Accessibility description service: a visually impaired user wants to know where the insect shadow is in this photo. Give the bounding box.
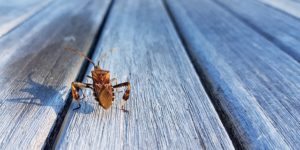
[4,72,94,114]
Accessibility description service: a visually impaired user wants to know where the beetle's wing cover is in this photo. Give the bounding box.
[95,84,113,109]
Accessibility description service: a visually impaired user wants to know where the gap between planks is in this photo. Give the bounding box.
[213,0,300,63]
[162,0,241,148]
[45,0,115,148]
[165,0,300,148]
[0,0,112,149]
[54,0,234,149]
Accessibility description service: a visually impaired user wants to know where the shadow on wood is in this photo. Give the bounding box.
[3,72,94,114]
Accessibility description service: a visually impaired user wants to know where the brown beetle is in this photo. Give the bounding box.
[65,47,130,111]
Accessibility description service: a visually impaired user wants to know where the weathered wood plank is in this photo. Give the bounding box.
[213,0,300,63]
[259,0,300,19]
[56,0,234,149]
[0,0,53,38]
[0,0,111,149]
[165,0,300,149]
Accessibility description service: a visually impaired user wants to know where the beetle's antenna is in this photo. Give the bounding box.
[64,47,96,66]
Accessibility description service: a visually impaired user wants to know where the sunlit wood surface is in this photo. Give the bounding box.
[0,0,111,148]
[0,0,299,149]
[0,0,53,37]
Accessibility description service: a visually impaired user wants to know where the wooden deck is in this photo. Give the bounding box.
[0,0,299,149]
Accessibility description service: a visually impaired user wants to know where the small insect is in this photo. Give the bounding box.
[65,47,131,112]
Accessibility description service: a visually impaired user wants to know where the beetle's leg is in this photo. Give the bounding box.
[113,82,131,111]
[80,83,93,98]
[113,82,130,100]
[86,75,92,79]
[73,91,88,110]
[73,103,81,110]
[121,107,129,113]
[71,82,92,110]
[84,83,93,88]
[111,78,119,92]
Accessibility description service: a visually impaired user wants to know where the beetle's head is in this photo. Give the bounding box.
[94,61,101,69]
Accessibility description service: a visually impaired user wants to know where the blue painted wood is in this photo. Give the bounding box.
[55,0,234,149]
[213,0,300,63]
[0,0,53,37]
[259,0,300,19]
[166,0,300,149]
[0,0,111,148]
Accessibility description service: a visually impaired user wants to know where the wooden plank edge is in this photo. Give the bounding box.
[259,0,300,19]
[212,0,300,63]
[162,0,239,148]
[55,0,235,149]
[48,0,115,148]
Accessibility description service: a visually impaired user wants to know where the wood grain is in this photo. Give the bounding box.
[0,0,53,38]
[165,0,300,149]
[213,0,300,63]
[259,0,300,19]
[0,0,111,149]
[55,0,234,149]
